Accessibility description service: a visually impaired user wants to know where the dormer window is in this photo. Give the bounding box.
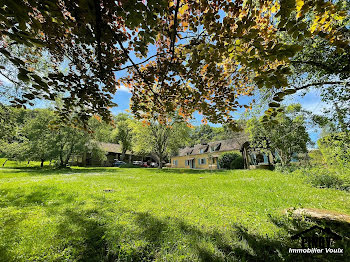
[186,149,193,155]
[210,143,221,152]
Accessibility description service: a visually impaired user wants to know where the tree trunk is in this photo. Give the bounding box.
[40,159,44,168]
[158,156,163,169]
[59,151,64,167]
[2,159,8,167]
[64,144,74,167]
[27,160,30,165]
[121,150,126,161]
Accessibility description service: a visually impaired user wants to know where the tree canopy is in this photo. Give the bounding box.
[247,104,311,166]
[0,0,348,126]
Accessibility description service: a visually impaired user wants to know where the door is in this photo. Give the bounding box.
[189,159,195,169]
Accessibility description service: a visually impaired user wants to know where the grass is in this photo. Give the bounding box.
[0,159,349,261]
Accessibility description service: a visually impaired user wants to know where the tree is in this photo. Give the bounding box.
[88,117,114,143]
[131,120,190,168]
[126,0,349,126]
[318,132,350,170]
[0,107,106,167]
[0,106,29,166]
[111,114,133,161]
[22,109,57,167]
[0,141,27,167]
[247,104,311,166]
[1,1,347,126]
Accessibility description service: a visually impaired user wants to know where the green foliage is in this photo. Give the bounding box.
[292,167,350,192]
[318,132,350,169]
[308,149,325,166]
[247,104,311,166]
[21,109,57,166]
[0,108,106,167]
[111,114,133,161]
[2,1,347,126]
[274,163,300,174]
[218,152,241,169]
[131,121,191,168]
[88,117,113,143]
[230,155,244,169]
[189,123,245,146]
[306,169,349,191]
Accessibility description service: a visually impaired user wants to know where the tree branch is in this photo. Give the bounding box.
[171,0,181,60]
[115,52,166,71]
[114,35,163,105]
[294,81,349,91]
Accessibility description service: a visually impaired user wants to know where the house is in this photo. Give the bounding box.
[71,142,156,167]
[171,135,247,169]
[171,134,274,170]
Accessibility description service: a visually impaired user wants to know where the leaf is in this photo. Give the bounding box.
[268,102,280,108]
[296,0,304,13]
[182,21,189,31]
[179,4,189,15]
[284,89,297,95]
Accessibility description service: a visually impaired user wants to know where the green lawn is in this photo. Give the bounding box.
[0,160,349,261]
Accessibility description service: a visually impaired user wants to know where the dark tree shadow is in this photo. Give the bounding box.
[160,168,227,174]
[1,185,348,261]
[0,166,122,176]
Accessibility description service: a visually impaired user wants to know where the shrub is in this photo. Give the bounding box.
[304,168,349,191]
[230,156,244,169]
[218,152,241,169]
[274,163,299,174]
[318,132,350,169]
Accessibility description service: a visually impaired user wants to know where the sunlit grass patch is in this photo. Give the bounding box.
[0,166,349,261]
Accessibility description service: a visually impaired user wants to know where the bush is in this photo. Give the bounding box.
[291,167,350,191]
[274,163,299,174]
[304,168,349,191]
[218,152,241,169]
[230,156,244,169]
[318,132,350,169]
[119,163,141,168]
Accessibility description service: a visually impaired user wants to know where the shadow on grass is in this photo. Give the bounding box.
[1,186,348,261]
[0,166,122,176]
[0,185,76,208]
[160,168,228,174]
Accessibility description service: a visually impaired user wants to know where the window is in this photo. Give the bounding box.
[186,149,194,155]
[185,160,188,166]
[173,160,178,166]
[200,146,208,154]
[210,143,221,152]
[198,158,206,165]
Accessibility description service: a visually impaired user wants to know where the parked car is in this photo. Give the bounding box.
[150,162,158,168]
[141,162,149,168]
[113,160,126,167]
[132,161,143,166]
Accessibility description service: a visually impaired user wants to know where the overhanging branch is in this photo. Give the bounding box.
[294,81,349,91]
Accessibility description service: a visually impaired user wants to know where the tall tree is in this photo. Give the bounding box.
[22,109,57,167]
[131,120,190,168]
[111,113,133,161]
[247,104,311,166]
